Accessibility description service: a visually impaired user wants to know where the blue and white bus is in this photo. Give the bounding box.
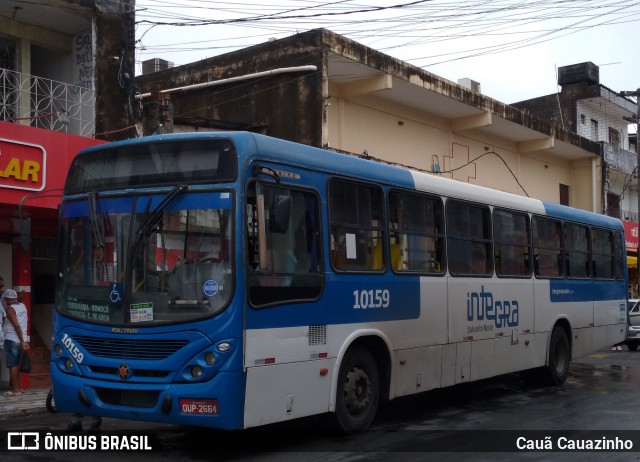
[51,132,627,432]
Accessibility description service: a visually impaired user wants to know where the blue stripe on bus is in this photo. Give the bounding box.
[135,192,232,212]
[63,197,134,217]
[542,201,626,303]
[245,274,421,329]
[542,201,624,230]
[63,192,231,218]
[548,279,627,302]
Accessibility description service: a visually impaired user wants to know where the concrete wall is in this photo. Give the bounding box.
[327,89,590,206]
[577,100,630,150]
[94,4,137,140]
[137,32,326,146]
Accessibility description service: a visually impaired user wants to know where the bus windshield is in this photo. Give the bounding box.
[56,190,234,326]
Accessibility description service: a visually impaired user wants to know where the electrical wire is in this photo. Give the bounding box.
[438,150,530,197]
[132,0,640,71]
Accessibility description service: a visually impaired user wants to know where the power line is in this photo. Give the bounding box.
[134,0,640,70]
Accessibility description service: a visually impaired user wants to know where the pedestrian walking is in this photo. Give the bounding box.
[2,289,29,396]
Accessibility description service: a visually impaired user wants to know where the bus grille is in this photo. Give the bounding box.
[95,387,159,408]
[90,365,170,378]
[74,336,189,360]
[308,324,327,345]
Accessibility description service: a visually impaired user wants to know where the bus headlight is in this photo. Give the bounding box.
[64,359,74,370]
[217,342,231,352]
[54,344,63,356]
[191,366,203,378]
[205,352,216,366]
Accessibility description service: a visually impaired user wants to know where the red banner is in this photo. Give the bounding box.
[624,220,638,252]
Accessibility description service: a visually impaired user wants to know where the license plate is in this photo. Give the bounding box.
[179,398,219,415]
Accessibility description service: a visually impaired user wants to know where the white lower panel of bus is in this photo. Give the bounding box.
[572,324,624,359]
[244,358,335,429]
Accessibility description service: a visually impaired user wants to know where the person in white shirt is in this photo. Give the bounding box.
[0,277,6,371]
[2,289,29,396]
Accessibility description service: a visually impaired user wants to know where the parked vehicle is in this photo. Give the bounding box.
[50,132,628,432]
[626,299,640,351]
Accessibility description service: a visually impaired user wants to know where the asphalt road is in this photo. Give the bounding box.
[2,347,640,461]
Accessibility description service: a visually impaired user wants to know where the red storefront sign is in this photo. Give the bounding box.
[0,138,46,191]
[0,121,105,209]
[624,220,638,252]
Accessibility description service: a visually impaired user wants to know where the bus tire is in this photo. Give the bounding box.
[334,346,380,433]
[46,388,56,414]
[545,325,571,386]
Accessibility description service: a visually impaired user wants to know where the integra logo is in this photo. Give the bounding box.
[467,286,519,328]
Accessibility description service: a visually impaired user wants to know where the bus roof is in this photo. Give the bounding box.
[74,131,622,231]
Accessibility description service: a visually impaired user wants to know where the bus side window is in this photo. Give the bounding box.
[532,216,563,278]
[247,180,323,307]
[592,228,614,280]
[565,222,590,279]
[493,208,531,277]
[388,190,444,274]
[447,200,492,276]
[329,179,384,272]
[614,231,624,280]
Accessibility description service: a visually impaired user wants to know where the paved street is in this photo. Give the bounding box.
[2,347,640,461]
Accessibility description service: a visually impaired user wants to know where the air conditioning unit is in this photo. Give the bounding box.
[458,78,481,94]
[142,58,174,75]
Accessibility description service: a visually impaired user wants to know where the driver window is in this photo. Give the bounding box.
[247,181,323,307]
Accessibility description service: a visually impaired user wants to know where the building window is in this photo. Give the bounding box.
[560,184,569,206]
[580,114,586,124]
[607,192,621,218]
[608,127,621,147]
[0,36,17,122]
[0,36,16,70]
[590,119,599,141]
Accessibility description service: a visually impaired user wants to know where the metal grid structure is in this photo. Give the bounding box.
[0,68,95,137]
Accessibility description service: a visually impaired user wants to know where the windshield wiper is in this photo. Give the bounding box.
[88,192,104,247]
[135,184,188,239]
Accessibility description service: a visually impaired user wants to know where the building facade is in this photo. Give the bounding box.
[138,29,603,210]
[512,62,638,294]
[0,0,135,388]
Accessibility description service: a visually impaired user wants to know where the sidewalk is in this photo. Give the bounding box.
[0,387,50,419]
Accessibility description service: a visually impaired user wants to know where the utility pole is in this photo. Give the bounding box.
[621,88,640,295]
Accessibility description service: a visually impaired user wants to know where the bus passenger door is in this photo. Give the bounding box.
[244,170,328,427]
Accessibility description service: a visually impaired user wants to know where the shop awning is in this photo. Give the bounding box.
[628,256,637,268]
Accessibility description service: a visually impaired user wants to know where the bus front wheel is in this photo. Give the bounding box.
[334,346,380,433]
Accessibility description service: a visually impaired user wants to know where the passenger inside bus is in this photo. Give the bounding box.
[91,245,112,286]
[471,243,488,274]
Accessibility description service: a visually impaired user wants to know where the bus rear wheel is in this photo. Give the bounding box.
[334,346,380,433]
[522,325,571,387]
[546,325,571,386]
